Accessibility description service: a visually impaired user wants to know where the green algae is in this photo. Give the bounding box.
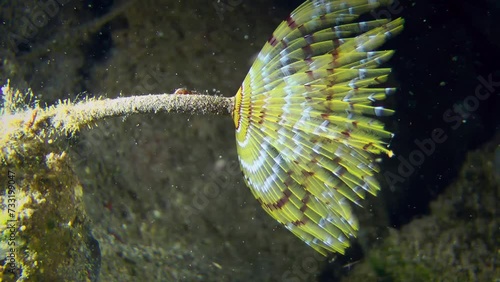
[0,84,100,281]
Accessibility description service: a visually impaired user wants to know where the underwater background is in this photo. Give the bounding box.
[0,0,498,281]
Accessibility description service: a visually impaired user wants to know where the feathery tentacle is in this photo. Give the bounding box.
[233,0,403,255]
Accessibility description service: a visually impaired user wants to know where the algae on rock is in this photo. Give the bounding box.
[0,84,100,281]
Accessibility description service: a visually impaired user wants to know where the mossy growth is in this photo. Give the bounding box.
[0,83,101,281]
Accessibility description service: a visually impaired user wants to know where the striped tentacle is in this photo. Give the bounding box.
[233,0,403,255]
